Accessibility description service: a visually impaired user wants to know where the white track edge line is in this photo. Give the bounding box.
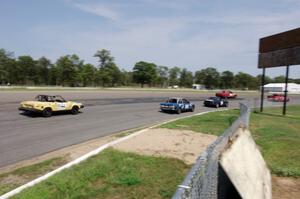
[0,108,225,199]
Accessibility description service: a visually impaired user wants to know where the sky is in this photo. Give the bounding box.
[1,0,300,78]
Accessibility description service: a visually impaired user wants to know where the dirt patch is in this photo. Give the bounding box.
[0,174,27,185]
[113,128,217,164]
[272,176,300,199]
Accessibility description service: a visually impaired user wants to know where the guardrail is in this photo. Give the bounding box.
[172,103,250,199]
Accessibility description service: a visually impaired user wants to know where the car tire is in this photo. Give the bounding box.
[71,106,79,115]
[177,108,181,114]
[42,108,52,117]
[215,103,219,108]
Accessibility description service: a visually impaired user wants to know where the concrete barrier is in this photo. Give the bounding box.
[220,128,271,199]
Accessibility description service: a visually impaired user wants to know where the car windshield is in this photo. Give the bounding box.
[53,95,66,102]
[167,98,178,103]
[209,97,218,100]
[35,95,49,102]
[35,95,66,102]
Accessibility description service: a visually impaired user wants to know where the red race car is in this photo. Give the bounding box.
[215,90,237,99]
[267,94,290,102]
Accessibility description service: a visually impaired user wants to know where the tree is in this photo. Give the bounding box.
[132,61,157,88]
[235,72,258,90]
[105,62,122,86]
[79,64,96,86]
[0,49,13,84]
[55,55,82,86]
[168,67,181,86]
[17,55,37,85]
[120,70,133,86]
[194,70,206,85]
[274,75,285,83]
[94,49,114,69]
[156,66,169,87]
[220,71,234,88]
[36,57,51,85]
[196,67,220,89]
[179,68,193,88]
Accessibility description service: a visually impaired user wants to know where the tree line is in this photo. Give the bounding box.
[0,48,299,89]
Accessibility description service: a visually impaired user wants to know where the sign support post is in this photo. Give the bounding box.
[283,65,289,115]
[260,68,265,112]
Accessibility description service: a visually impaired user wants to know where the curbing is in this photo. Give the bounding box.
[0,108,227,199]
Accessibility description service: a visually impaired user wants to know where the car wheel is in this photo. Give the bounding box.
[43,108,52,117]
[71,106,79,115]
[224,102,228,107]
[215,103,219,108]
[177,108,182,114]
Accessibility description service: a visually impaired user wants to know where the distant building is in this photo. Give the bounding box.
[262,83,300,93]
[192,84,205,90]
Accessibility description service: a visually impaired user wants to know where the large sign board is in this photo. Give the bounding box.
[258,28,300,68]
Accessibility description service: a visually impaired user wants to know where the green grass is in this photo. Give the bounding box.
[0,157,67,195]
[161,105,300,177]
[250,106,300,177]
[161,109,240,136]
[11,148,189,199]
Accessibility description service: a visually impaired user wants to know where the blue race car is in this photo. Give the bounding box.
[160,98,195,114]
[203,97,228,108]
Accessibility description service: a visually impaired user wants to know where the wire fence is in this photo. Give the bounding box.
[172,103,250,199]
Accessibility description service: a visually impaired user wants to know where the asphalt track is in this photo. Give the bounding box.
[0,90,299,168]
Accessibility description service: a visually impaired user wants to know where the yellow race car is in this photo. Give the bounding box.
[19,95,84,117]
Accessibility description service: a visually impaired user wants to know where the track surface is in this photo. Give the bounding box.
[0,90,299,167]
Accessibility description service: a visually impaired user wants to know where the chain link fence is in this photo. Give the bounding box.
[172,103,250,199]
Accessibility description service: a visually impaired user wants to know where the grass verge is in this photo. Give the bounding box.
[160,109,240,136]
[161,105,300,177]
[10,148,189,199]
[0,157,67,195]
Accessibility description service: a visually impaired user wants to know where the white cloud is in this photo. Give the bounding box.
[24,1,300,77]
[73,2,119,21]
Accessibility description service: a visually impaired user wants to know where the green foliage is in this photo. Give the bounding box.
[194,67,220,89]
[168,67,181,86]
[156,66,169,87]
[132,61,157,87]
[12,149,189,199]
[179,68,193,88]
[235,72,258,90]
[220,71,234,88]
[1,48,299,89]
[94,49,114,69]
[55,55,81,86]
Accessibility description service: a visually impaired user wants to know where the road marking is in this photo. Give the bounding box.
[0,108,226,199]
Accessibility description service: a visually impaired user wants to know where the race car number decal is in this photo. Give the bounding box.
[56,103,67,110]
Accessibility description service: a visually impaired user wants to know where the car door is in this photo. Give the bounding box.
[55,102,67,111]
[178,99,183,109]
[182,99,190,110]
